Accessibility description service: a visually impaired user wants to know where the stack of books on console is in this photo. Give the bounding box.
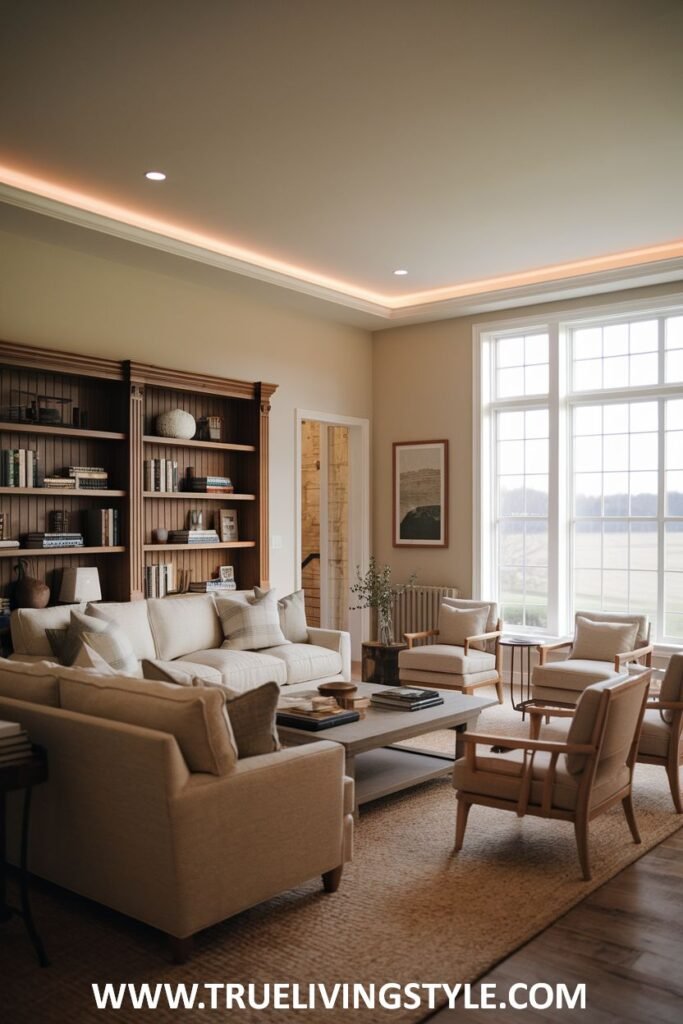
[370,688,444,711]
[0,721,33,766]
[189,579,237,593]
[25,532,84,549]
[169,529,220,545]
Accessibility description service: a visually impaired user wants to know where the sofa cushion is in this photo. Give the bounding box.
[532,659,618,692]
[47,609,139,676]
[147,595,223,661]
[195,679,280,758]
[255,587,308,644]
[437,604,489,649]
[570,616,639,663]
[59,672,237,776]
[0,657,60,707]
[142,658,223,687]
[10,604,78,657]
[217,588,289,651]
[263,643,343,685]
[183,648,287,693]
[638,708,672,759]
[85,600,156,660]
[399,644,495,676]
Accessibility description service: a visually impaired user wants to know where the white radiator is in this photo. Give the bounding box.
[392,585,460,640]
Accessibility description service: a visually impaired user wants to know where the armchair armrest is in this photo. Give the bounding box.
[464,629,502,655]
[404,629,439,649]
[615,644,654,670]
[537,638,573,665]
[307,627,351,681]
[461,732,594,756]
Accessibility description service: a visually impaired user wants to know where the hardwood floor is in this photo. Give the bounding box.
[426,828,683,1024]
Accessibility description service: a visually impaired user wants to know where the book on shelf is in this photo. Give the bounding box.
[85,508,121,546]
[189,580,237,593]
[0,448,39,487]
[0,540,20,548]
[168,529,220,544]
[144,458,179,493]
[25,532,84,548]
[187,476,234,493]
[66,466,109,489]
[144,562,176,598]
[42,475,77,489]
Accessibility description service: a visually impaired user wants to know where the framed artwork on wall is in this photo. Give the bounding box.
[393,439,448,547]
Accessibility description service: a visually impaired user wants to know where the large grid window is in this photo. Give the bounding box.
[478,300,683,647]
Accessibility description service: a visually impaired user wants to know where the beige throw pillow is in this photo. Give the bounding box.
[194,678,280,758]
[59,673,238,776]
[570,617,638,663]
[47,608,138,675]
[256,586,309,643]
[217,588,289,651]
[72,642,119,675]
[437,604,489,649]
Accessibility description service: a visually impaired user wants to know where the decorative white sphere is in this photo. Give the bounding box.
[155,409,196,440]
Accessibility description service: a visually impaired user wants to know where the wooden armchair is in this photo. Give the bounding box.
[532,611,653,706]
[453,673,650,880]
[399,599,503,703]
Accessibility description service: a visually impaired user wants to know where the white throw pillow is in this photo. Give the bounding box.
[80,630,141,677]
[217,588,290,651]
[437,604,489,649]
[72,642,119,675]
[255,586,308,643]
[570,616,639,662]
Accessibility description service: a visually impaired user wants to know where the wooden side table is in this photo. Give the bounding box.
[361,642,407,686]
[0,748,49,966]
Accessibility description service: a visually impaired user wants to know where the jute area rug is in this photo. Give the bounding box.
[2,695,681,1024]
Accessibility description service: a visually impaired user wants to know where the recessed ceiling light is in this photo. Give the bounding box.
[145,171,166,181]
[393,268,408,276]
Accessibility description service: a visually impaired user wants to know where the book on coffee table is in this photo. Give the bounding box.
[276,709,361,731]
[370,688,444,711]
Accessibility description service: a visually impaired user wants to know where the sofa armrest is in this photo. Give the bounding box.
[307,627,351,681]
[169,741,351,935]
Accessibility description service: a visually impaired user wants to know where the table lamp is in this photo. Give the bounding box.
[59,566,102,604]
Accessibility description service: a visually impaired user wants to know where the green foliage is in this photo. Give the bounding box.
[349,557,416,616]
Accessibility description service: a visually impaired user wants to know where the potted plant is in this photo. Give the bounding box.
[349,557,416,645]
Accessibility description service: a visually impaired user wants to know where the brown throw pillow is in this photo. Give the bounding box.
[194,678,280,758]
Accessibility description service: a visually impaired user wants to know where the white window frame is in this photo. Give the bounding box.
[473,291,683,652]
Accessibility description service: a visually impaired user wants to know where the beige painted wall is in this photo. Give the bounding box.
[0,228,373,596]
[372,282,683,597]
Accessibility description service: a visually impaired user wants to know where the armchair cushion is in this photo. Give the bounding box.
[442,597,498,634]
[565,676,629,774]
[263,643,343,685]
[570,616,639,663]
[533,659,618,693]
[573,610,649,649]
[399,643,496,676]
[659,653,683,724]
[639,709,672,758]
[437,604,489,649]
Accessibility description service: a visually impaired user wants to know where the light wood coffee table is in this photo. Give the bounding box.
[277,682,495,814]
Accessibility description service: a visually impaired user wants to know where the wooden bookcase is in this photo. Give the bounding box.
[0,341,276,604]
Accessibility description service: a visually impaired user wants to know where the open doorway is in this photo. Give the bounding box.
[296,410,370,661]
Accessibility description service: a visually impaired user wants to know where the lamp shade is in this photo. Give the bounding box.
[59,566,102,603]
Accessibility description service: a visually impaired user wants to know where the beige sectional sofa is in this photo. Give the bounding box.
[0,654,354,959]
[9,592,351,691]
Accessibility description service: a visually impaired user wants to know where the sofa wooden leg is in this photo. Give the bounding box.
[322,866,343,893]
[168,935,193,964]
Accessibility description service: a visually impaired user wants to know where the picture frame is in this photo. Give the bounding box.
[217,508,238,542]
[218,565,234,582]
[393,440,448,547]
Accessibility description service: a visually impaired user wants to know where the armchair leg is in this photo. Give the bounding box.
[454,797,471,852]
[666,763,682,814]
[621,793,641,844]
[495,677,504,704]
[322,866,343,893]
[574,815,592,881]
[168,935,193,964]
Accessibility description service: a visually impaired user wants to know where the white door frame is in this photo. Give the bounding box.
[295,409,370,661]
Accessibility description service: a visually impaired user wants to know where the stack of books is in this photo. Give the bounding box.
[370,688,444,712]
[144,459,179,492]
[86,508,121,546]
[276,703,360,732]
[26,532,84,549]
[0,721,33,766]
[43,475,76,489]
[144,562,176,598]
[169,529,220,545]
[0,448,39,487]
[187,475,234,494]
[68,465,109,489]
[189,579,237,593]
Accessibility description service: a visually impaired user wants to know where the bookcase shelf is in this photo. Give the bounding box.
[143,435,255,453]
[143,491,255,501]
[0,342,277,605]
[0,546,126,559]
